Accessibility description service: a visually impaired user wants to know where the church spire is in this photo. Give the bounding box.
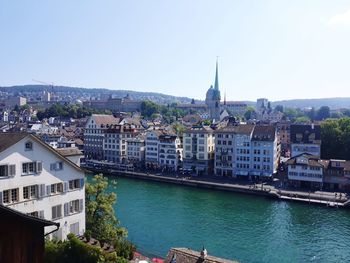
[224,89,226,105]
[214,58,219,90]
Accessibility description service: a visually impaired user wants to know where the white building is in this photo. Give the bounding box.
[159,133,183,172]
[126,134,145,167]
[215,121,279,179]
[103,124,139,164]
[183,125,215,175]
[290,124,321,158]
[145,130,162,168]
[286,153,325,189]
[0,133,85,240]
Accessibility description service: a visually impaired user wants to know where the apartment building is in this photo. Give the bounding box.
[126,134,145,167]
[215,122,279,179]
[103,124,139,163]
[290,124,321,158]
[84,114,119,160]
[182,125,215,175]
[145,130,162,168]
[0,133,85,240]
[158,133,183,172]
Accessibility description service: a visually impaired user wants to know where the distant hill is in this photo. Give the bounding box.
[271,98,350,109]
[1,85,350,109]
[0,85,192,104]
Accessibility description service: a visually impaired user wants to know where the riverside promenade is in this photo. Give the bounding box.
[85,166,350,209]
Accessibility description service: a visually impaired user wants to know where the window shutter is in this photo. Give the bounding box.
[0,192,3,204]
[46,185,51,196]
[9,165,16,176]
[37,162,43,173]
[63,182,69,193]
[79,199,84,212]
[80,178,85,188]
[39,210,44,219]
[64,203,69,216]
[39,184,45,198]
[50,163,55,171]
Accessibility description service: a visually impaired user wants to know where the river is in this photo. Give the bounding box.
[100,175,350,263]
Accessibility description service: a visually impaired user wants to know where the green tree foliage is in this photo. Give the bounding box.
[44,234,124,263]
[321,118,350,159]
[274,105,284,113]
[141,100,160,118]
[316,106,330,120]
[244,106,256,120]
[141,100,185,123]
[172,122,186,136]
[294,116,311,123]
[86,174,127,245]
[36,103,109,120]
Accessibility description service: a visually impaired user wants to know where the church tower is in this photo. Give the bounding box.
[205,60,221,121]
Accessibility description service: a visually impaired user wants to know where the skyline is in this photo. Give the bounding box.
[1,1,350,101]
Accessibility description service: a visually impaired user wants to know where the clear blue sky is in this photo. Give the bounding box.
[1,1,350,101]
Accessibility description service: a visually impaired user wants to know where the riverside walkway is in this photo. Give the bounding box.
[85,166,350,209]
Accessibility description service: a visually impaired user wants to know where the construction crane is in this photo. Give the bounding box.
[32,79,55,93]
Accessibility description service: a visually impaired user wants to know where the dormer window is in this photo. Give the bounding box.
[25,141,33,151]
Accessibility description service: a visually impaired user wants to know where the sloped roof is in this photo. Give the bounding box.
[0,204,59,228]
[164,248,237,263]
[252,125,276,141]
[0,133,84,172]
[91,114,120,125]
[55,147,83,157]
[0,133,28,153]
[285,153,329,168]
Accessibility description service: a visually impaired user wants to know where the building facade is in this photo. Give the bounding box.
[215,122,279,179]
[158,133,183,172]
[183,125,215,175]
[0,133,85,240]
[290,124,321,157]
[103,124,139,163]
[84,114,119,160]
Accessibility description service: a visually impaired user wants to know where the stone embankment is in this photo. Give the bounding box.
[85,167,349,209]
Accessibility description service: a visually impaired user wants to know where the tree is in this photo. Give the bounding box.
[141,100,159,118]
[85,174,127,245]
[321,118,350,159]
[244,106,256,120]
[295,116,310,123]
[274,105,284,113]
[316,106,330,120]
[44,233,128,263]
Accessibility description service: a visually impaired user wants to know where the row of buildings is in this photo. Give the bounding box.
[84,115,280,179]
[83,114,350,190]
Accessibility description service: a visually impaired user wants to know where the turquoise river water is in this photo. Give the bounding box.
[100,175,350,263]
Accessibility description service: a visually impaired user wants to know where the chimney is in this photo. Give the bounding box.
[200,246,208,259]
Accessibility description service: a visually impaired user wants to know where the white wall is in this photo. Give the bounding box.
[0,136,85,240]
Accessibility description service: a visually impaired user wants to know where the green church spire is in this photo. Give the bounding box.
[214,58,219,90]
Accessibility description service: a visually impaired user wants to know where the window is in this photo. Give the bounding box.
[69,179,82,190]
[23,185,38,200]
[70,200,80,214]
[3,188,19,203]
[50,162,63,171]
[22,162,42,175]
[25,141,33,151]
[0,164,15,177]
[50,183,64,194]
[52,205,62,220]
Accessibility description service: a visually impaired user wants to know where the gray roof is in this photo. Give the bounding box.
[0,133,28,153]
[0,204,59,228]
[251,125,276,141]
[164,248,238,263]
